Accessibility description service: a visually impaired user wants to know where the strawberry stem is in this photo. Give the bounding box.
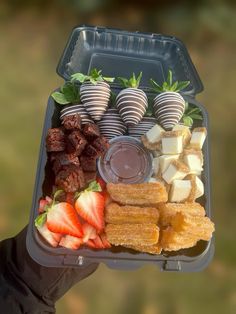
[71,68,114,85]
[117,72,143,89]
[150,70,190,93]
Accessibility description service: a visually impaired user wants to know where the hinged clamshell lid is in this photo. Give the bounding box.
[57,25,203,96]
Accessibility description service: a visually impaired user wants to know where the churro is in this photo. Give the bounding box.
[105,202,159,224]
[107,182,168,206]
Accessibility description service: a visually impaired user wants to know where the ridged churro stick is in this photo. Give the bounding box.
[125,243,162,255]
[105,203,159,224]
[160,227,198,251]
[158,202,205,226]
[107,182,168,206]
[105,223,159,246]
[171,212,215,241]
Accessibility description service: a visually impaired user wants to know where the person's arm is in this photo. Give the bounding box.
[0,226,98,314]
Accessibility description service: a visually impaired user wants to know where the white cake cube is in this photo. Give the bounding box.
[152,157,160,176]
[195,176,204,199]
[159,154,179,174]
[190,127,207,149]
[161,131,184,154]
[173,124,191,146]
[183,149,203,175]
[146,124,164,144]
[169,179,192,202]
[162,160,189,184]
[148,177,159,183]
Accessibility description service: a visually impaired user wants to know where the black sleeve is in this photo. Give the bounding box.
[0,226,98,314]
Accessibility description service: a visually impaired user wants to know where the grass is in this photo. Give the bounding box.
[0,3,235,314]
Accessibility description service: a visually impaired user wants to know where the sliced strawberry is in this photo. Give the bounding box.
[36,223,62,247]
[59,235,83,250]
[75,191,105,232]
[96,176,106,191]
[82,223,97,243]
[86,239,96,248]
[45,196,53,203]
[93,235,105,249]
[100,233,111,248]
[38,199,49,213]
[47,202,83,238]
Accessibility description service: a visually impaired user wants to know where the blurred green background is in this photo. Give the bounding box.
[0,0,235,313]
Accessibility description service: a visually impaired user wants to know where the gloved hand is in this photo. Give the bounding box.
[0,226,99,314]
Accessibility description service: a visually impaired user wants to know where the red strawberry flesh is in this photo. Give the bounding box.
[75,191,105,232]
[47,202,83,238]
[82,223,97,243]
[37,223,62,247]
[59,235,83,250]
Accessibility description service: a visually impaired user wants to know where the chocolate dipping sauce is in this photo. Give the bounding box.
[98,136,153,184]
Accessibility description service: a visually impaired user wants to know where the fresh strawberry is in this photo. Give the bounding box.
[38,197,52,213]
[100,233,111,248]
[86,239,96,249]
[47,202,83,238]
[96,176,106,191]
[75,181,105,232]
[93,235,105,249]
[36,217,62,247]
[59,235,83,250]
[82,223,97,243]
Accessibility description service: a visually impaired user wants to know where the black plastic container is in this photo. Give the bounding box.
[26,26,214,271]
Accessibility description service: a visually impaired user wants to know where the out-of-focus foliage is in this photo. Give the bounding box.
[0,1,235,314]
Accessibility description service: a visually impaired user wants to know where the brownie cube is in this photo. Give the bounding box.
[84,171,97,184]
[51,152,80,174]
[83,144,98,157]
[67,130,87,156]
[62,114,82,130]
[55,165,85,193]
[80,155,97,172]
[82,123,100,139]
[92,136,109,156]
[46,128,65,152]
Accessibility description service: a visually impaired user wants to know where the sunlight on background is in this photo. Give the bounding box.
[0,1,235,313]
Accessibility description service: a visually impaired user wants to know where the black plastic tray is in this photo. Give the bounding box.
[26,26,214,271]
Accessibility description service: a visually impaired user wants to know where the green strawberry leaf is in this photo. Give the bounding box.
[150,79,162,92]
[176,81,190,92]
[90,78,97,85]
[183,116,193,127]
[52,189,64,205]
[170,81,178,92]
[71,73,89,83]
[117,77,129,88]
[103,77,115,83]
[35,212,47,228]
[167,70,173,87]
[61,82,80,103]
[190,113,203,120]
[51,92,70,105]
[86,180,102,192]
[136,72,143,88]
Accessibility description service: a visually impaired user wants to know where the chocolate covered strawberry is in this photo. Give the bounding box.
[97,108,127,139]
[60,104,93,125]
[116,72,148,126]
[71,69,114,121]
[128,116,157,138]
[150,70,190,130]
[51,81,93,124]
[75,181,105,232]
